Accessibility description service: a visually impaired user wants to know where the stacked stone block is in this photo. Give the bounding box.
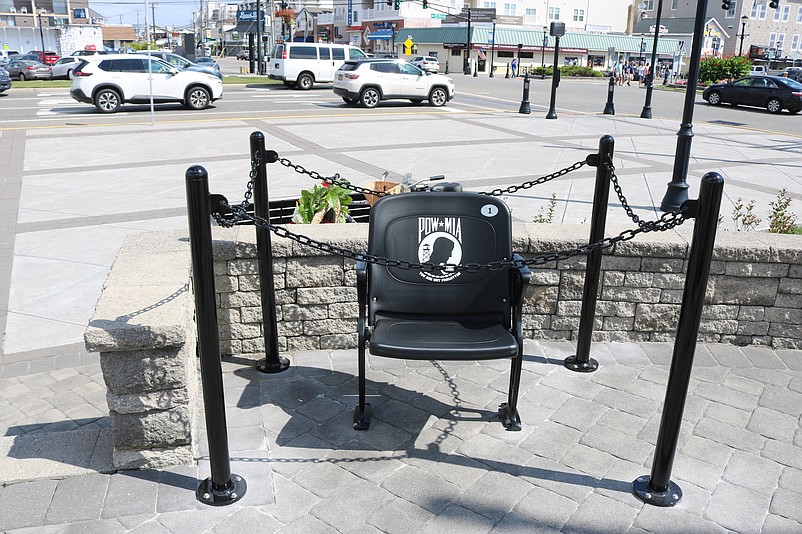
[84,231,199,469]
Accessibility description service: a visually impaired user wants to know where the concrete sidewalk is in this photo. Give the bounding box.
[1,340,801,533]
[1,101,801,532]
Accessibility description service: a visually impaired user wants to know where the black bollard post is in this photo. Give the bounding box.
[505,63,510,79]
[250,132,291,375]
[545,35,561,119]
[633,172,724,507]
[564,135,614,373]
[518,72,531,114]
[186,165,247,506]
[603,75,615,115]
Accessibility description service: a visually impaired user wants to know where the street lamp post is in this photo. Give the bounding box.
[464,7,472,75]
[256,0,264,75]
[641,0,664,119]
[541,26,547,79]
[640,34,645,60]
[37,10,46,57]
[660,0,710,212]
[489,18,496,78]
[738,15,749,56]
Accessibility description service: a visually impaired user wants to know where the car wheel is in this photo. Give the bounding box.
[66,69,72,79]
[766,98,783,114]
[789,108,801,114]
[706,91,721,105]
[409,98,424,104]
[360,87,380,108]
[429,87,448,107]
[94,88,121,113]
[297,73,313,90]
[186,86,211,110]
[18,73,25,81]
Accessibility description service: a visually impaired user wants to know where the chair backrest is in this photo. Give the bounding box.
[367,192,513,325]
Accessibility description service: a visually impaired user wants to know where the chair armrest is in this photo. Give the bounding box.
[511,254,531,310]
[356,261,368,340]
[356,261,367,306]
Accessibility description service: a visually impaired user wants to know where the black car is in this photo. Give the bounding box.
[0,65,11,93]
[703,75,802,114]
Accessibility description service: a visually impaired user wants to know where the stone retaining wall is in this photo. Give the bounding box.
[212,223,802,353]
[84,231,199,470]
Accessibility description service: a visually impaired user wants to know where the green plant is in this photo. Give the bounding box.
[533,193,557,223]
[731,197,761,231]
[768,189,798,234]
[294,184,352,224]
[698,55,752,84]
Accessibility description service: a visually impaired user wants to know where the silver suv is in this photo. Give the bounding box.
[70,54,223,113]
[333,59,455,108]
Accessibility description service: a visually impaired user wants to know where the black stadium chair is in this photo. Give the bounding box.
[354,191,531,431]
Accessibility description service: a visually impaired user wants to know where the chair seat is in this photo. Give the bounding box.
[370,316,518,361]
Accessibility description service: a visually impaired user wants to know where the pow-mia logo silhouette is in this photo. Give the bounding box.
[417,217,463,282]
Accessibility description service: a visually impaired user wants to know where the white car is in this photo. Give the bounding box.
[70,54,223,113]
[333,59,455,108]
[409,55,439,73]
[51,56,82,79]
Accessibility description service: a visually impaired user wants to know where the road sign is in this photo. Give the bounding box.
[430,13,446,19]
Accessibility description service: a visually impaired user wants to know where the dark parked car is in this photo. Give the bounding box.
[5,59,52,80]
[703,75,802,114]
[0,66,11,93]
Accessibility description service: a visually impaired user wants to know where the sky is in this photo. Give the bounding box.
[91,0,200,29]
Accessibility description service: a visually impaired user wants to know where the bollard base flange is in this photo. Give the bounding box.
[197,474,247,506]
[256,355,291,374]
[564,355,599,373]
[518,102,531,114]
[632,476,682,507]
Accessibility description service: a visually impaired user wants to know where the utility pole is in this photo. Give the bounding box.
[464,7,472,75]
[151,3,156,47]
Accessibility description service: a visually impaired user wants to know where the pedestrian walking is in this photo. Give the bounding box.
[511,58,518,78]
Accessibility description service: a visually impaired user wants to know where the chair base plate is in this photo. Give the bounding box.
[498,403,522,431]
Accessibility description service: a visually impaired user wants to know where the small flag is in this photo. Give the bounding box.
[478,47,486,60]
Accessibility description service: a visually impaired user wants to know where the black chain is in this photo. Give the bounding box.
[608,160,653,228]
[278,157,391,197]
[217,201,688,271]
[479,158,590,196]
[275,154,590,198]
[212,150,688,269]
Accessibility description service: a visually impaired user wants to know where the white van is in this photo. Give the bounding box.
[269,43,368,89]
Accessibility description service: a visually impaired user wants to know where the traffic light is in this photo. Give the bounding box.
[386,0,392,5]
[721,0,731,9]
[394,0,400,8]
[422,0,428,7]
[769,0,779,7]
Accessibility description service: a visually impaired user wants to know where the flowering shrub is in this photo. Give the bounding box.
[698,55,752,84]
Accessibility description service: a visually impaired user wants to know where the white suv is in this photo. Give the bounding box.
[409,56,439,73]
[70,54,223,113]
[333,59,455,108]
